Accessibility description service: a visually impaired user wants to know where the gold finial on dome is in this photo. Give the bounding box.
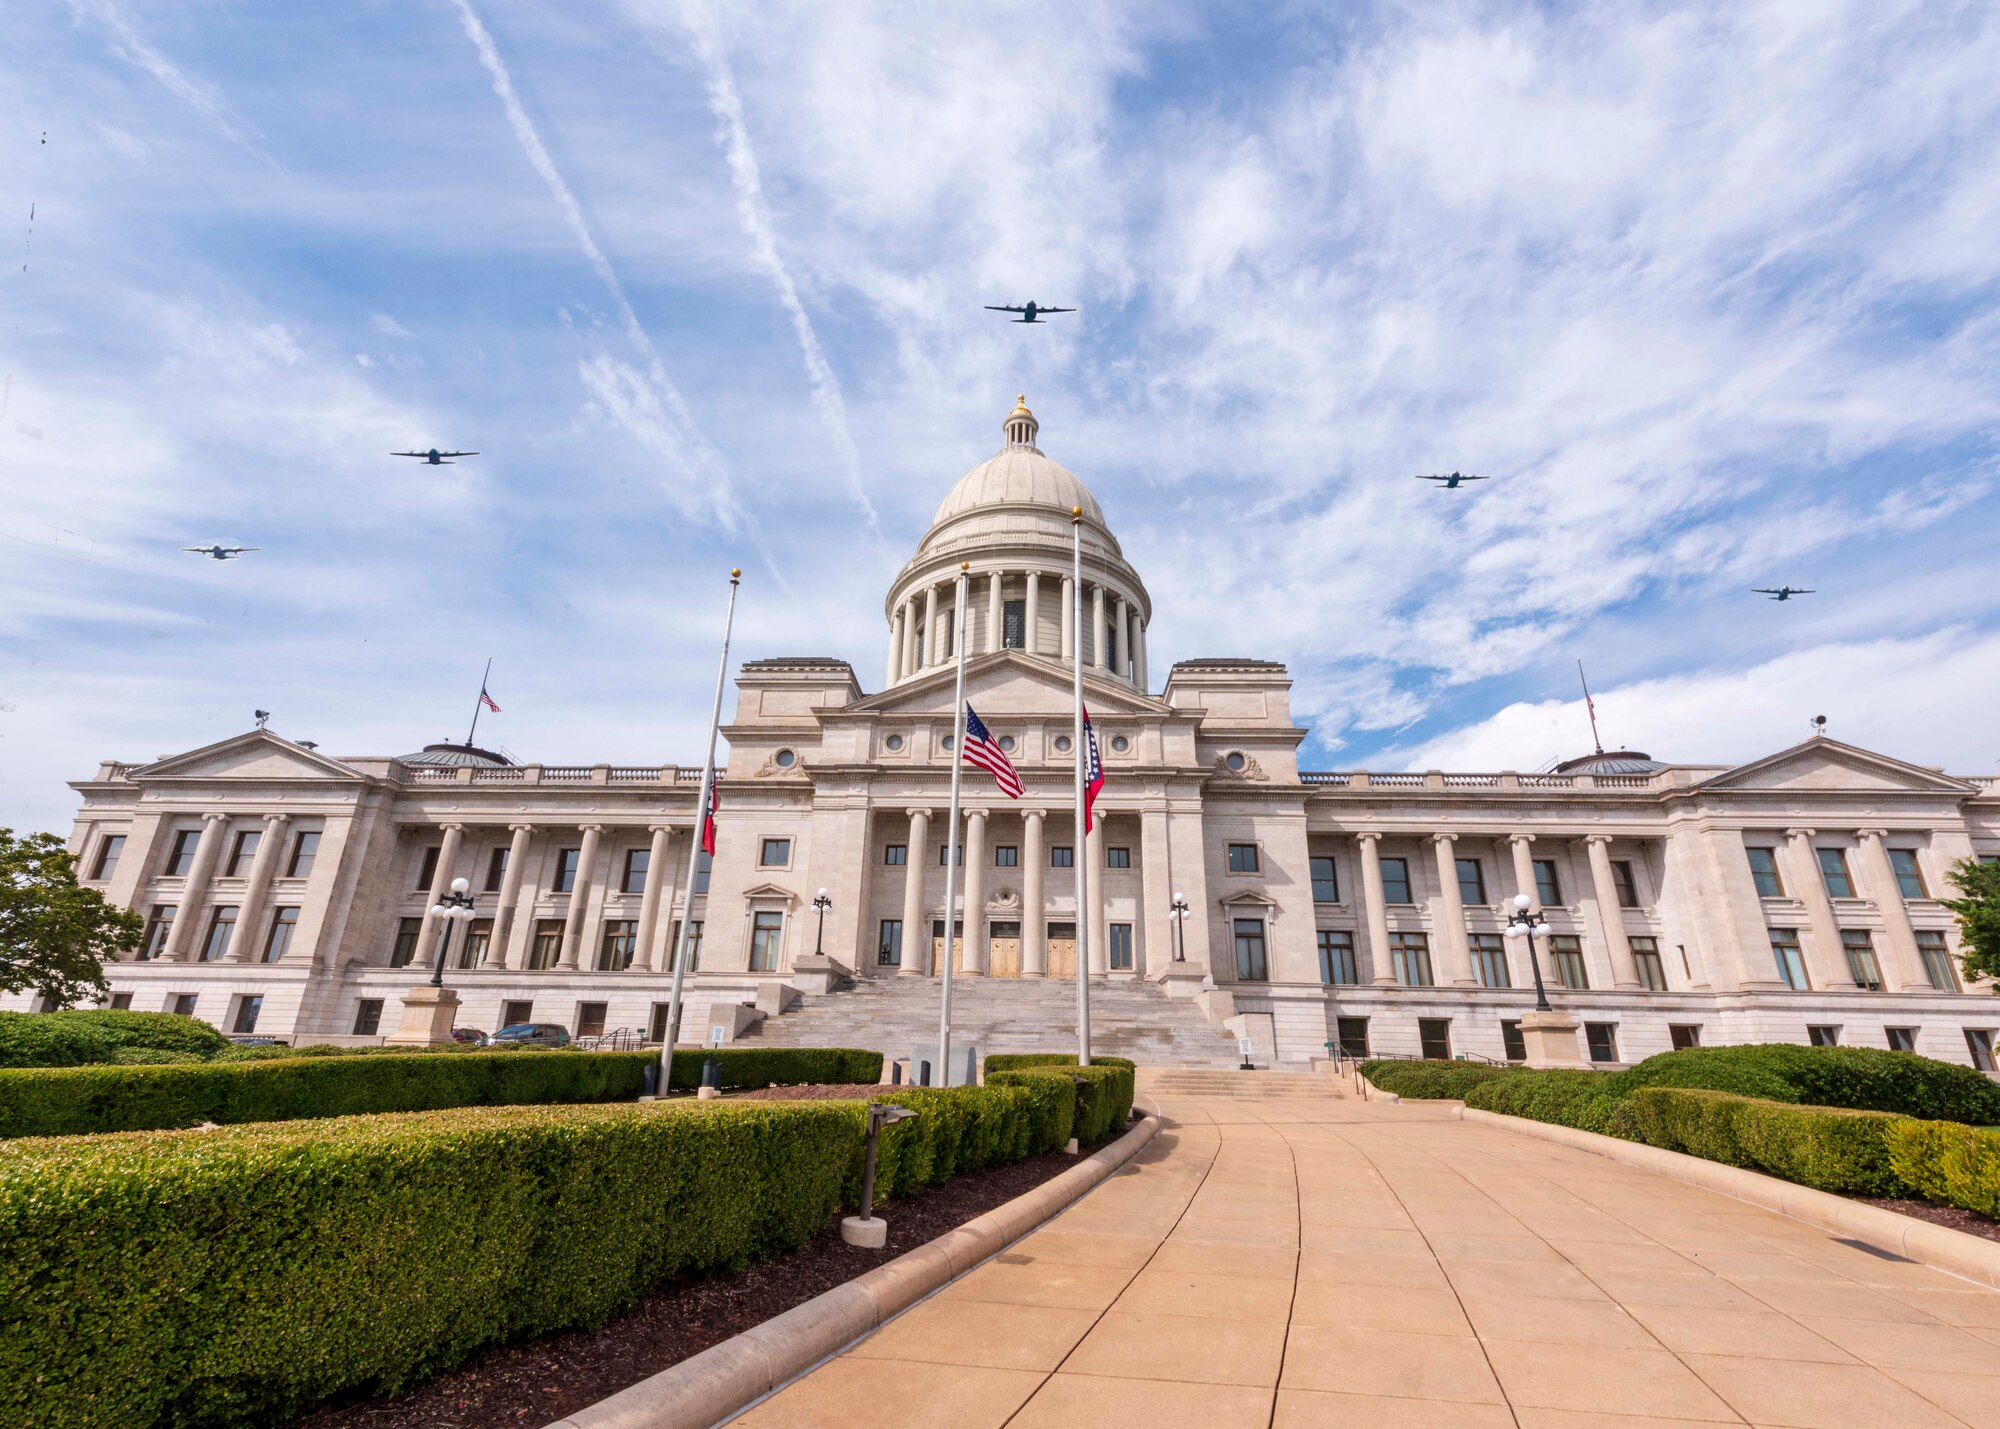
[1003,394,1040,449]
[1011,393,1030,416]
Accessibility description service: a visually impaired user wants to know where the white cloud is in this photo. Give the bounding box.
[62,0,262,152]
[369,313,413,339]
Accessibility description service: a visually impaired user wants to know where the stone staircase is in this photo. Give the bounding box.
[741,973,1244,1069]
[1142,1068,1348,1099]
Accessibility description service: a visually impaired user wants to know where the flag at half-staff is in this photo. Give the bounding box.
[961,704,1024,798]
[1081,703,1105,831]
[700,775,721,855]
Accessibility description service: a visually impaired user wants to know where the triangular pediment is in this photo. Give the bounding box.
[131,729,366,783]
[845,651,1169,720]
[739,882,800,905]
[1696,738,1978,795]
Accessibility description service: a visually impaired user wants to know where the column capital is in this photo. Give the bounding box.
[906,806,935,821]
[1506,832,1536,848]
[1021,807,1047,821]
[1583,832,1614,848]
[437,820,466,833]
[1354,830,1383,846]
[647,823,676,836]
[1853,828,1890,842]
[262,811,292,827]
[508,822,537,833]
[1784,826,1818,840]
[579,823,605,834]
[1430,832,1457,847]
[201,811,231,824]
[965,807,989,824]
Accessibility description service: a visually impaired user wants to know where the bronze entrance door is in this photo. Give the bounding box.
[930,919,962,976]
[988,921,1022,978]
[1046,920,1078,979]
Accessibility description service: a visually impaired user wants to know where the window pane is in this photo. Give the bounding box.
[1380,858,1412,905]
[460,918,493,968]
[1769,930,1809,990]
[1669,1024,1702,1050]
[1227,844,1260,873]
[262,907,299,963]
[622,848,650,894]
[415,845,441,890]
[938,844,964,865]
[1233,919,1268,980]
[225,830,260,877]
[232,995,262,1035]
[553,848,579,892]
[1918,930,1957,991]
[1310,856,1340,903]
[529,919,564,970]
[1966,1029,1997,1073]
[353,999,384,1037]
[201,906,238,962]
[1890,849,1926,899]
[1418,1018,1452,1061]
[761,838,790,866]
[1585,1022,1618,1063]
[883,844,907,865]
[1106,847,1131,869]
[1455,858,1484,906]
[1336,1017,1370,1058]
[1050,846,1073,868]
[1886,1027,1917,1054]
[995,846,1019,866]
[1817,847,1854,898]
[878,919,902,966]
[167,829,201,877]
[484,845,508,892]
[692,850,711,894]
[1469,933,1510,988]
[1632,936,1667,992]
[1747,847,1783,898]
[750,910,784,970]
[1501,1020,1527,1062]
[1808,1025,1841,1047]
[141,905,177,960]
[93,834,125,881]
[1317,929,1357,985]
[1391,931,1432,987]
[1534,859,1562,906]
[1841,930,1883,990]
[1108,923,1134,970]
[599,919,638,970]
[1611,860,1639,908]
[1550,935,1588,990]
[390,916,422,967]
[1003,598,1026,649]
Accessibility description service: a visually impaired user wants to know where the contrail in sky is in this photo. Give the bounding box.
[65,0,264,154]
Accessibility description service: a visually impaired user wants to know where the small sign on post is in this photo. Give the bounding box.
[708,1025,727,1048]
[1238,1035,1256,1071]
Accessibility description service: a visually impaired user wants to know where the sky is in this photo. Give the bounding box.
[3,0,1998,833]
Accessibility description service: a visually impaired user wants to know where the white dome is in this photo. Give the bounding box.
[931,447,1105,529]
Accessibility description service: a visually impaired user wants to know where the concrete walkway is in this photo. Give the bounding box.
[731,1092,2000,1428]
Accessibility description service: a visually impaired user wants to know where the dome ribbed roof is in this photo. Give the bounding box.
[928,397,1105,528]
[397,742,513,769]
[1554,749,1667,775]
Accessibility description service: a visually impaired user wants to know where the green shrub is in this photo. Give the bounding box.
[1887,1121,2000,1219]
[857,1085,1038,1202]
[0,1051,659,1138]
[1361,1060,1514,1100]
[0,1009,230,1068]
[1465,1068,1637,1139]
[103,1047,203,1066]
[663,1046,883,1092]
[982,1069,1077,1152]
[1609,1044,2000,1124]
[984,1053,1136,1074]
[1629,1087,1910,1195]
[988,1059,1134,1145]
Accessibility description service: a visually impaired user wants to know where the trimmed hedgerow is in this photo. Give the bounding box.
[1465,1068,1638,1139]
[1607,1044,2000,1125]
[0,1051,658,1138]
[1360,1060,1514,1100]
[0,1009,230,1068]
[1628,1087,1911,1196]
[857,1085,1039,1204]
[987,1060,1135,1145]
[981,1070,1077,1153]
[984,1053,1137,1073]
[662,1046,883,1092]
[1887,1120,2000,1220]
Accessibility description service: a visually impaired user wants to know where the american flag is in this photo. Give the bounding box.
[1082,704,1105,832]
[961,705,1024,798]
[478,686,501,714]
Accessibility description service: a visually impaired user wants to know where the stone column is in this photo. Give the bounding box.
[1091,585,1108,669]
[1785,827,1852,989]
[556,824,602,971]
[1505,834,1539,985]
[1060,576,1075,660]
[1356,832,1395,985]
[898,808,932,975]
[1113,596,1130,680]
[635,825,674,971]
[163,813,230,961]
[497,824,536,968]
[887,607,905,684]
[1584,834,1643,988]
[923,585,940,667]
[1134,621,1149,692]
[1430,833,1475,985]
[900,597,919,679]
[960,809,987,974]
[222,813,289,963]
[1022,809,1047,975]
[416,823,466,966]
[1856,829,1930,991]
[1025,572,1041,655]
[987,571,1003,654]
[1086,816,1109,973]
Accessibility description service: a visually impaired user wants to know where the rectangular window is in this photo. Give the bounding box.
[501,1000,534,1030]
[1886,1027,1918,1054]
[1108,923,1134,970]
[1808,1025,1841,1047]
[165,829,202,878]
[287,830,321,879]
[1747,847,1785,898]
[484,845,508,892]
[760,838,791,868]
[140,905,177,960]
[883,844,907,866]
[693,850,711,895]
[1418,1018,1452,1062]
[390,916,423,967]
[1818,847,1855,898]
[232,995,262,1035]
[1470,933,1510,989]
[1105,846,1131,869]
[1380,857,1413,905]
[1317,929,1357,985]
[201,906,238,962]
[415,844,441,890]
[1336,1016,1371,1059]
[878,918,902,966]
[261,907,299,963]
[1918,930,1958,992]
[1390,931,1433,987]
[552,848,581,892]
[1003,598,1026,649]
[576,1002,607,1039]
[1632,935,1667,992]
[1550,934,1588,990]
[1611,859,1640,909]
[750,911,784,971]
[930,918,965,938]
[990,920,1022,940]
[1233,918,1268,981]
[621,848,650,895]
[529,919,565,970]
[1966,1029,1997,1073]
[1533,859,1562,907]
[1501,1020,1526,1062]
[1050,846,1074,868]
[91,834,125,881]
[1311,856,1340,903]
[649,1003,672,1043]
[995,845,1019,867]
[171,993,199,1017]
[937,844,965,866]
[353,999,384,1037]
[1842,929,1884,991]
[599,919,638,971]
[1889,849,1927,900]
[1227,843,1260,874]
[460,918,493,968]
[1455,858,1485,907]
[1770,929,1809,990]
[108,992,133,1011]
[666,920,703,971]
[1046,921,1076,941]
[1669,1024,1702,1050]
[1585,1022,1619,1064]
[225,830,260,877]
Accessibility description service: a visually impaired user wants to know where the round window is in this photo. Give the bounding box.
[1111,735,1130,754]
[1053,735,1073,753]
[941,734,955,750]
[999,735,1016,753]
[774,748,796,768]
[884,734,904,752]
[1225,751,1246,771]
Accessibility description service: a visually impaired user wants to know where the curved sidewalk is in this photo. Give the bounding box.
[729,1091,2000,1428]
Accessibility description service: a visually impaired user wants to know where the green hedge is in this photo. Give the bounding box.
[1609,1045,2000,1124]
[858,1085,1040,1203]
[0,1051,659,1138]
[1887,1121,2000,1219]
[987,1060,1135,1145]
[663,1046,883,1092]
[1465,1068,1638,1139]
[1628,1087,1911,1195]
[1361,1060,1514,1100]
[0,1010,230,1068]
[980,1071,1077,1153]
[984,1053,1136,1073]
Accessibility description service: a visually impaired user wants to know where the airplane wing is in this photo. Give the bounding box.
[391,451,422,458]
[1414,474,1446,482]
[1793,589,1815,594]
[180,547,208,554]
[984,305,1025,313]
[1751,589,1780,595]
[440,451,477,457]
[1039,306,1075,314]
[1461,474,1488,480]
[235,547,261,554]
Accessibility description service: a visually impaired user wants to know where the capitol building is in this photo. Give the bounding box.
[36,399,2000,1069]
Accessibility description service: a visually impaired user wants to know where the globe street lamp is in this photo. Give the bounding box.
[812,887,833,957]
[1169,893,1191,962]
[428,877,476,988]
[1501,892,1555,1013]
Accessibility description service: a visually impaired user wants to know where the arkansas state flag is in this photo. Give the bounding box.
[1081,704,1105,833]
[700,775,721,856]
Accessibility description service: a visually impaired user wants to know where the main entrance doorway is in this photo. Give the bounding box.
[988,921,1022,978]
[929,919,962,976]
[1046,921,1078,979]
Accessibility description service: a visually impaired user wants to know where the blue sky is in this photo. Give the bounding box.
[5,0,1999,832]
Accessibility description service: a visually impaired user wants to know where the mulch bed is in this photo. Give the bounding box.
[291,1146,1080,1429]
[1856,1196,2000,1244]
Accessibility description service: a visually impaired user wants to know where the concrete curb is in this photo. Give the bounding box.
[1455,1105,2000,1290]
[545,1105,1162,1429]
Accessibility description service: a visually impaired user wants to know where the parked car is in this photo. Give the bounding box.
[489,1022,569,1048]
[449,1027,488,1046]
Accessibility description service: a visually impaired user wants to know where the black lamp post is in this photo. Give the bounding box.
[428,877,476,987]
[812,887,832,956]
[1169,892,1190,961]
[1502,892,1555,1013]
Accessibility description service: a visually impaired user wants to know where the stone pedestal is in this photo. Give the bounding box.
[840,1215,887,1248]
[1160,965,1208,1000]
[1518,1009,1584,1069]
[384,984,462,1046]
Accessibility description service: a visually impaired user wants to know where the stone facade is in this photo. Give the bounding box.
[29,401,2000,1068]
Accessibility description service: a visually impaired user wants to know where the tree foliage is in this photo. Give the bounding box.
[1941,856,2000,991]
[0,830,141,1008]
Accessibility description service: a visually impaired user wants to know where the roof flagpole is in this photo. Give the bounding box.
[467,657,493,748]
[1578,659,1603,756]
[935,563,971,1086]
[1072,506,1092,1067]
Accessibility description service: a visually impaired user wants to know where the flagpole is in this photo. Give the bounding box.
[660,568,741,1097]
[466,657,493,747]
[1578,659,1603,755]
[936,563,970,1087]
[1072,507,1092,1067]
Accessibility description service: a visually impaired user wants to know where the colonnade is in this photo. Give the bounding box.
[886,568,1148,690]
